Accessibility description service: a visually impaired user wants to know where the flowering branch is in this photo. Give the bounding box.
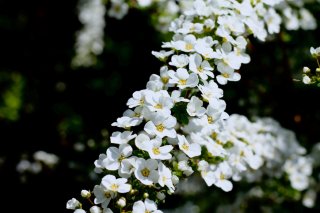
[67,0,319,212]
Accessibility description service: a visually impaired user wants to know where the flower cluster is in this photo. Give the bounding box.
[72,0,106,67]
[16,150,59,182]
[303,46,320,85]
[224,115,312,191]
[67,0,318,212]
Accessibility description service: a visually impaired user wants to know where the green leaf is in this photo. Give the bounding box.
[171,102,189,125]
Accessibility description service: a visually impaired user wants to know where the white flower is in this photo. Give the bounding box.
[158,162,175,192]
[189,53,214,80]
[93,185,115,209]
[137,0,152,7]
[123,107,144,125]
[101,175,131,193]
[198,160,216,186]
[135,133,151,150]
[134,158,159,185]
[289,173,309,191]
[168,68,199,89]
[213,162,233,192]
[177,134,201,158]
[302,75,311,84]
[203,99,228,126]
[103,144,132,171]
[299,8,317,30]
[194,37,219,59]
[310,46,320,57]
[178,160,194,176]
[264,8,281,34]
[171,90,189,103]
[111,116,140,128]
[187,96,206,117]
[169,54,189,68]
[144,137,173,160]
[110,131,137,145]
[132,199,163,213]
[171,34,197,52]
[94,154,107,173]
[302,189,317,208]
[198,80,223,103]
[108,0,128,20]
[193,0,211,17]
[176,21,204,34]
[127,90,147,108]
[145,90,174,116]
[119,156,137,178]
[144,114,177,138]
[151,50,174,61]
[283,7,299,30]
[216,69,241,85]
[66,198,81,210]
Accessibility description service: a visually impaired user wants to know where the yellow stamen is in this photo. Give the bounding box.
[185,43,193,51]
[161,77,169,84]
[141,168,150,177]
[179,79,187,85]
[155,104,163,109]
[156,124,165,132]
[110,184,119,191]
[182,143,189,151]
[152,147,161,155]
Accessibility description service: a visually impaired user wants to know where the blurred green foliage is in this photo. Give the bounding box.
[0,72,24,121]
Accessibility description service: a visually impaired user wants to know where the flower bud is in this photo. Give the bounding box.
[117,197,126,208]
[81,190,91,198]
[74,209,86,213]
[89,206,102,213]
[143,192,149,199]
[172,175,179,185]
[303,76,311,84]
[156,192,166,200]
[303,67,310,73]
[66,198,81,210]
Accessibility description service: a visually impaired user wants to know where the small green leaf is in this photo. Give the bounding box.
[171,102,189,125]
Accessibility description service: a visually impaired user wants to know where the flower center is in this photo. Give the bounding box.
[156,124,165,132]
[185,43,193,51]
[222,73,230,78]
[110,184,119,191]
[104,191,112,198]
[152,147,161,155]
[207,116,213,124]
[141,168,150,177]
[155,103,163,109]
[118,154,125,162]
[179,79,187,85]
[220,173,225,180]
[182,143,189,151]
[161,77,169,84]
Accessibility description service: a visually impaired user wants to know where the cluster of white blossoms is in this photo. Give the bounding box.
[224,115,312,191]
[72,0,106,67]
[16,150,59,182]
[73,0,317,68]
[67,0,319,212]
[302,46,320,85]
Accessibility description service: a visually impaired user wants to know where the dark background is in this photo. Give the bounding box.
[0,1,320,212]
